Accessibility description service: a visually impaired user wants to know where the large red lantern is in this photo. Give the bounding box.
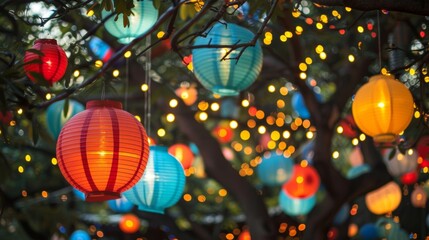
[168,143,194,169]
[56,100,149,201]
[24,39,68,85]
[282,165,320,198]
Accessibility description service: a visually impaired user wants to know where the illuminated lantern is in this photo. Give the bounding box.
[192,22,263,96]
[212,124,234,143]
[72,188,86,201]
[24,39,68,85]
[108,196,134,213]
[123,146,186,214]
[291,92,310,119]
[168,143,194,170]
[338,115,358,138]
[349,147,364,167]
[175,85,198,106]
[352,74,414,143]
[119,214,140,234]
[376,217,400,238]
[346,164,371,179]
[383,148,418,177]
[102,0,158,44]
[256,151,294,186]
[56,100,149,201]
[365,181,402,215]
[0,111,12,125]
[411,186,427,208]
[70,230,91,240]
[238,229,251,240]
[358,223,379,240]
[46,99,84,139]
[88,36,113,62]
[401,171,418,185]
[282,165,320,198]
[278,190,316,216]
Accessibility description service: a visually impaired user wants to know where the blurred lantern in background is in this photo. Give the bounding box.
[220,97,238,118]
[175,84,198,106]
[365,181,402,215]
[401,171,418,185]
[212,123,234,143]
[102,0,158,44]
[300,140,314,163]
[88,36,113,62]
[192,22,263,96]
[348,147,364,167]
[358,223,379,240]
[333,204,350,225]
[123,146,186,214]
[278,190,316,216]
[346,164,371,179]
[108,196,134,213]
[45,99,84,139]
[24,39,68,85]
[168,143,194,169]
[352,74,414,143]
[383,148,418,177]
[417,135,429,160]
[119,214,140,234]
[238,229,251,240]
[72,188,86,201]
[411,185,427,208]
[291,92,310,119]
[256,151,294,186]
[0,111,13,125]
[56,100,149,201]
[70,230,91,240]
[338,115,358,138]
[282,165,320,198]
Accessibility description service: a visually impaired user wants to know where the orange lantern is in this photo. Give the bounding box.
[175,85,198,106]
[282,165,320,198]
[238,229,251,240]
[119,214,140,234]
[352,74,414,143]
[168,143,194,169]
[365,181,402,215]
[56,100,149,201]
[212,124,234,143]
[411,186,427,208]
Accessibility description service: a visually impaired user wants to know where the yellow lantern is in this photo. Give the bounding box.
[365,181,402,215]
[352,74,414,142]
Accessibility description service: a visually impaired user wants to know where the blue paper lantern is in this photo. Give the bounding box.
[102,0,158,44]
[108,196,134,213]
[291,92,310,118]
[123,146,185,214]
[88,36,113,62]
[278,190,316,216]
[346,164,371,179]
[72,188,86,201]
[358,223,379,240]
[192,23,263,96]
[256,151,294,186]
[46,100,84,140]
[376,217,401,238]
[70,230,90,240]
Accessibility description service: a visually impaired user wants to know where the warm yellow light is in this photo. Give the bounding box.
[359,133,366,141]
[210,102,220,111]
[141,83,149,92]
[299,63,308,71]
[285,31,293,38]
[300,72,307,79]
[169,99,178,108]
[166,113,175,122]
[280,87,288,96]
[280,35,287,42]
[306,131,314,139]
[315,45,324,54]
[319,52,327,60]
[73,70,80,77]
[283,130,291,139]
[198,112,208,121]
[241,99,250,107]
[258,126,266,134]
[348,54,355,62]
[51,157,58,165]
[316,23,323,29]
[305,57,313,64]
[87,9,95,16]
[332,151,339,159]
[198,101,209,111]
[357,26,364,33]
[268,85,276,92]
[25,154,31,162]
[112,69,120,77]
[95,60,103,68]
[18,166,24,173]
[157,31,165,39]
[240,130,250,140]
[337,126,344,134]
[352,138,359,146]
[229,120,238,129]
[157,128,166,137]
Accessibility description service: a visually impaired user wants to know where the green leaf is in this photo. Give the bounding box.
[32,116,39,146]
[63,98,70,118]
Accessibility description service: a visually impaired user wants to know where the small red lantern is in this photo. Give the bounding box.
[168,143,194,169]
[212,124,234,143]
[24,39,68,85]
[339,115,358,138]
[0,111,13,125]
[282,165,320,198]
[401,171,418,185]
[56,100,149,202]
[119,214,140,234]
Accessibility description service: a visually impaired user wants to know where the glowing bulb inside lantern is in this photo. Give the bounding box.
[377,102,385,108]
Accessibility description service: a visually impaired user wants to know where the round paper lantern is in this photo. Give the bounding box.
[376,217,400,238]
[212,124,234,143]
[383,148,418,177]
[282,165,320,198]
[119,214,140,234]
[411,186,427,208]
[352,74,414,143]
[46,99,84,139]
[56,100,150,201]
[175,85,198,106]
[24,39,68,85]
[346,164,371,179]
[401,171,418,185]
[291,92,310,119]
[278,190,316,216]
[349,147,364,167]
[123,146,186,214]
[256,151,294,186]
[192,22,263,96]
[108,196,134,213]
[168,143,194,170]
[365,181,402,215]
[358,223,379,240]
[88,36,113,62]
[102,0,158,44]
[70,230,91,240]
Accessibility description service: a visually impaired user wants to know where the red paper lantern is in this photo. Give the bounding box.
[401,171,418,185]
[339,115,358,138]
[56,100,149,202]
[24,39,68,85]
[168,143,194,169]
[212,124,234,143]
[119,214,140,234]
[282,165,320,198]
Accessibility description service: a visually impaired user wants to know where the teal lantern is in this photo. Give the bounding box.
[346,164,371,179]
[70,230,91,240]
[123,146,185,214]
[278,190,316,216]
[192,23,263,96]
[46,100,84,139]
[108,196,134,213]
[256,151,294,186]
[102,0,158,44]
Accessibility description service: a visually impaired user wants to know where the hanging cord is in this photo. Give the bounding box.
[144,35,152,136]
[125,57,129,110]
[101,78,106,101]
[377,10,382,72]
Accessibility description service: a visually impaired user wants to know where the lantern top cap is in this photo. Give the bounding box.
[35,39,58,45]
[86,100,123,109]
[368,74,395,82]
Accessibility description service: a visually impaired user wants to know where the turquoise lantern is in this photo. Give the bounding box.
[108,196,134,213]
[46,100,84,140]
[70,230,91,240]
[192,22,263,96]
[278,190,316,216]
[346,164,371,179]
[102,0,158,44]
[256,151,294,186]
[123,146,185,214]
